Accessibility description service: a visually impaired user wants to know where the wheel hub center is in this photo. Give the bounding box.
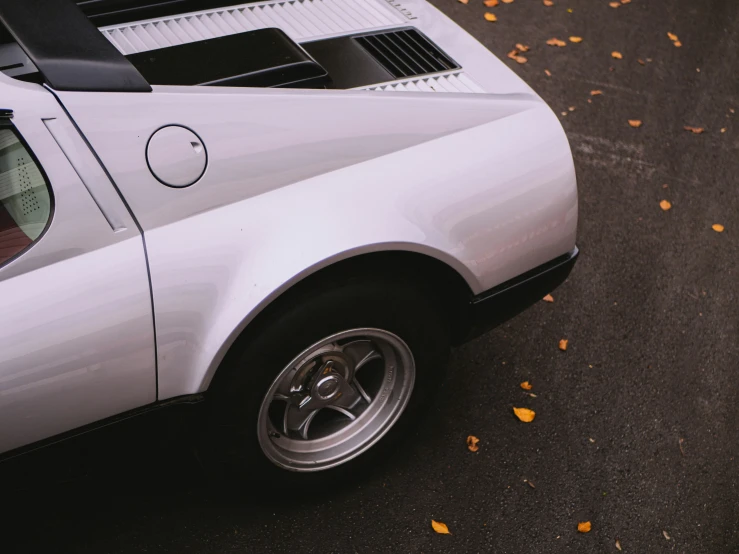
[315,375,341,400]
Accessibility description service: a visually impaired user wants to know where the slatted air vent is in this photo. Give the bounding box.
[354,28,459,78]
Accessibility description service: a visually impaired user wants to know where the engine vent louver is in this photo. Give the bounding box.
[354,29,460,79]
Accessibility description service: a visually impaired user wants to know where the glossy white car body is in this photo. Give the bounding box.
[0,0,577,456]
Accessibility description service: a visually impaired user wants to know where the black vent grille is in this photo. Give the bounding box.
[354,29,460,79]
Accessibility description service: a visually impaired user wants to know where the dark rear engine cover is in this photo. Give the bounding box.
[127,28,331,89]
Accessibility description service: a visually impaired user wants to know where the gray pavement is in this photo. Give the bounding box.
[4,0,738,552]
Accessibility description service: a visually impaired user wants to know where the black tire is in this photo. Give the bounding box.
[202,274,450,489]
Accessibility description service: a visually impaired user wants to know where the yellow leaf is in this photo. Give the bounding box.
[513,407,536,422]
[516,43,530,52]
[543,293,554,302]
[431,520,450,534]
[628,119,642,128]
[546,38,567,47]
[684,126,704,134]
[667,32,678,42]
[578,521,592,533]
[611,51,623,59]
[466,435,480,452]
[659,200,672,211]
[590,90,603,96]
[558,339,568,351]
[543,0,554,5]
[520,381,533,390]
[483,0,498,6]
[569,36,583,43]
[712,224,725,233]
[484,12,497,21]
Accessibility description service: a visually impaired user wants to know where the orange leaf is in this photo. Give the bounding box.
[431,520,451,534]
[712,224,725,233]
[543,0,554,5]
[674,40,682,47]
[513,55,528,64]
[637,58,646,65]
[558,339,568,351]
[543,293,554,302]
[620,0,631,3]
[590,90,603,96]
[684,126,704,134]
[609,1,619,7]
[483,0,498,6]
[667,32,678,42]
[721,128,727,133]
[520,381,533,390]
[569,36,583,43]
[458,0,469,4]
[516,43,530,52]
[578,521,592,533]
[484,12,497,21]
[544,69,552,76]
[513,407,536,422]
[611,51,623,59]
[502,0,514,3]
[466,435,480,452]
[659,200,672,211]
[628,119,642,128]
[547,38,567,47]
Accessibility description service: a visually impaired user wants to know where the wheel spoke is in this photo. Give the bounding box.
[353,378,372,404]
[283,403,320,438]
[325,405,356,420]
[331,378,362,410]
[342,339,382,372]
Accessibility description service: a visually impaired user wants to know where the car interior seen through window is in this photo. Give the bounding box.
[0,128,51,265]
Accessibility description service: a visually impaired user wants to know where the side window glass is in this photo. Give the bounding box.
[0,126,52,266]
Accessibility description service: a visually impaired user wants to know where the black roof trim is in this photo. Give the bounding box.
[78,0,260,27]
[0,108,12,118]
[0,0,151,92]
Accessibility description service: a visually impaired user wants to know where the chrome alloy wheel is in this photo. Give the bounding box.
[257,328,415,472]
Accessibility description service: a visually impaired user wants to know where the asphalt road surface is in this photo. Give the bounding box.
[4,0,738,552]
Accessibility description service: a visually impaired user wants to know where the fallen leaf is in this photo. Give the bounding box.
[458,0,469,4]
[679,437,686,456]
[731,108,736,114]
[674,40,682,47]
[616,539,623,551]
[561,111,567,116]
[712,223,725,233]
[578,521,592,533]
[558,339,568,351]
[638,58,646,65]
[516,43,530,52]
[660,200,672,211]
[432,520,450,534]
[587,99,592,103]
[466,435,480,452]
[524,479,536,488]
[543,0,554,5]
[567,7,572,12]
[611,51,623,59]
[513,407,535,422]
[590,90,603,96]
[620,0,630,3]
[502,0,514,2]
[684,126,704,134]
[589,437,596,443]
[547,38,567,47]
[545,69,552,76]
[484,12,497,21]
[520,381,533,390]
[663,530,671,540]
[483,0,498,6]
[721,128,727,133]
[628,119,642,128]
[543,293,554,302]
[609,1,619,7]
[529,392,537,398]
[667,32,679,42]
[569,36,583,43]
[568,106,576,111]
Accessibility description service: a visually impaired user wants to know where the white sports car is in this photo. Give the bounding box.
[0,0,577,477]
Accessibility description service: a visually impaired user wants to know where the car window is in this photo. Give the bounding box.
[0,127,52,266]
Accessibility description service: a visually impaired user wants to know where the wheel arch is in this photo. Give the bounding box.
[203,246,476,393]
